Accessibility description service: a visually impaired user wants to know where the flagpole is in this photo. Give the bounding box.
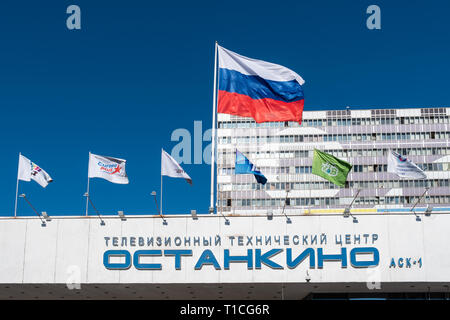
[14,152,21,218]
[160,173,163,215]
[160,148,163,215]
[210,41,218,214]
[308,147,312,209]
[86,152,90,216]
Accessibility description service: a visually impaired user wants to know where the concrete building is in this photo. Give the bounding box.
[0,211,450,300]
[0,106,449,300]
[216,107,450,214]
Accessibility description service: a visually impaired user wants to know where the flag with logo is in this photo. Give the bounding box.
[312,149,352,187]
[18,154,53,188]
[387,150,426,179]
[161,149,192,185]
[88,153,129,184]
[235,149,267,185]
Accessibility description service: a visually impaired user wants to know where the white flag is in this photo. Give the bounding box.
[88,153,129,184]
[387,150,426,179]
[18,154,53,188]
[218,45,305,85]
[161,149,192,185]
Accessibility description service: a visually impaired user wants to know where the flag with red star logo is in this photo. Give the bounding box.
[88,153,129,184]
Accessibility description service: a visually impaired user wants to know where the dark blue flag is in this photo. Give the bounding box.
[235,150,267,185]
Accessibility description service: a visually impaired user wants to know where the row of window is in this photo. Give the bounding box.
[218,147,450,162]
[218,163,449,176]
[305,116,449,127]
[218,178,450,191]
[218,131,450,145]
[218,115,450,129]
[218,195,450,208]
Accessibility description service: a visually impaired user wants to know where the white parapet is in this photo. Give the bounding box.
[0,213,449,285]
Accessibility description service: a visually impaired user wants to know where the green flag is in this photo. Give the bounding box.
[312,149,352,187]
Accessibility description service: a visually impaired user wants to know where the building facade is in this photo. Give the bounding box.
[216,107,450,214]
[1,212,450,300]
[1,107,449,300]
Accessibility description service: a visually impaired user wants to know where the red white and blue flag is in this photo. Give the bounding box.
[218,45,305,123]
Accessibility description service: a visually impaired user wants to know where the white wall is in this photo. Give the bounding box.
[0,213,448,284]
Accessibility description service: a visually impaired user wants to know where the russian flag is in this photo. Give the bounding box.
[218,45,305,124]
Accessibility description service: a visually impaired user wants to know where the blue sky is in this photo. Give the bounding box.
[0,0,449,216]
